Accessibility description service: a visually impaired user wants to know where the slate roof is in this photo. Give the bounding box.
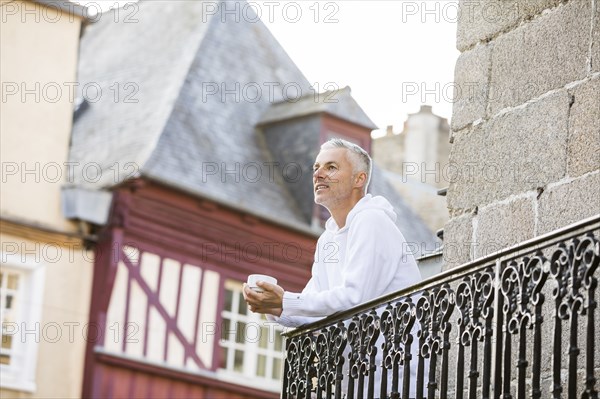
[368,166,440,254]
[69,0,438,251]
[70,0,312,231]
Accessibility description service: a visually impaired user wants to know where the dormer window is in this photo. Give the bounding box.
[258,86,377,229]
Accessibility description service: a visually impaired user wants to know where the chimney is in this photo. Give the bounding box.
[420,105,433,114]
[386,125,394,136]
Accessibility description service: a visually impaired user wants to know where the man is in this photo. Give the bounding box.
[244,138,423,397]
[243,138,422,326]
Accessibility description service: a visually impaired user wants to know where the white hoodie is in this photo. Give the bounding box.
[276,194,422,326]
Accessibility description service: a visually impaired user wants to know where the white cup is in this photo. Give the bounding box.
[247,274,277,292]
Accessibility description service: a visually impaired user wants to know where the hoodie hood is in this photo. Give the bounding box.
[325,194,397,233]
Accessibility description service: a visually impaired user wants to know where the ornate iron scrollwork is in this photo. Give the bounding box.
[314,322,347,399]
[500,252,548,399]
[281,222,599,399]
[416,284,455,399]
[455,268,495,399]
[550,233,599,399]
[347,309,380,398]
[380,298,416,399]
[284,335,316,399]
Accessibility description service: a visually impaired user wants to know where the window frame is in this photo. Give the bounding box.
[217,280,285,392]
[0,252,46,393]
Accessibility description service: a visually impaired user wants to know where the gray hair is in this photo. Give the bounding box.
[320,138,372,192]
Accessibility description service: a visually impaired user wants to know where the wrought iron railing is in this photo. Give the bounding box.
[282,215,599,399]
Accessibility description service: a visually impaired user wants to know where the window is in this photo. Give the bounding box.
[218,280,284,391]
[0,253,46,393]
[1,269,23,366]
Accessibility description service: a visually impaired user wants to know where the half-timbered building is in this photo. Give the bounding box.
[66,1,437,397]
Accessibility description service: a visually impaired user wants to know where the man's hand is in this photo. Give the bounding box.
[243,282,284,317]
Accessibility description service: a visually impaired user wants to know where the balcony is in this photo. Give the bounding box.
[281,215,599,399]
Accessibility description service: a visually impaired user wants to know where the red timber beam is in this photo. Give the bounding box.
[82,189,128,398]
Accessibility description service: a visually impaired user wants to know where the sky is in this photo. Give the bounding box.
[78,1,460,137]
[253,1,460,136]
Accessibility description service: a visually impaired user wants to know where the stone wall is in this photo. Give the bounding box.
[444,0,600,269]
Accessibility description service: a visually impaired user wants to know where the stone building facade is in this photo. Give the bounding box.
[373,105,450,233]
[444,0,599,270]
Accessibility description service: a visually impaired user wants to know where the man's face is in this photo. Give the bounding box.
[312,148,356,209]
